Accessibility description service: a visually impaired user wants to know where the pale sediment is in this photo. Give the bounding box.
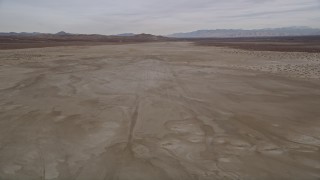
[0,42,320,179]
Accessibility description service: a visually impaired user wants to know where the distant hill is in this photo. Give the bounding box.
[115,33,136,37]
[55,31,70,35]
[0,31,169,44]
[132,33,167,40]
[168,27,320,38]
[0,32,42,36]
[0,32,164,40]
[0,31,69,36]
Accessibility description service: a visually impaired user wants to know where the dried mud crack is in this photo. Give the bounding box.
[0,42,320,180]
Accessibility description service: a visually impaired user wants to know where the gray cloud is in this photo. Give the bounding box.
[224,5,320,19]
[0,0,319,35]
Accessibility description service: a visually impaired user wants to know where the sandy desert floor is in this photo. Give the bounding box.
[0,42,320,180]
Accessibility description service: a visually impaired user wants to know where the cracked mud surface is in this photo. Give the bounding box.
[0,42,320,179]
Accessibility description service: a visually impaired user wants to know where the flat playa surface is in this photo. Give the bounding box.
[0,42,320,179]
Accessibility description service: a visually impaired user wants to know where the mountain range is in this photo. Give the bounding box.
[0,31,137,37]
[167,27,320,38]
[1,27,320,38]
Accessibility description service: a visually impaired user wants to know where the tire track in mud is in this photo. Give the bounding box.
[127,98,140,147]
[0,110,67,179]
[67,75,82,95]
[0,74,45,92]
[93,59,198,179]
[163,69,256,177]
[124,59,166,143]
[164,62,320,178]
[2,43,320,179]
[0,111,40,152]
[134,59,214,177]
[158,61,246,179]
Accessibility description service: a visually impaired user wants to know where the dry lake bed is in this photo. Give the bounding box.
[0,42,320,179]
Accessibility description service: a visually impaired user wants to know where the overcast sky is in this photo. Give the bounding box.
[0,0,319,35]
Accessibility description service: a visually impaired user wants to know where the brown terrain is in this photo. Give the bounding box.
[0,34,169,50]
[192,36,320,53]
[0,37,320,180]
